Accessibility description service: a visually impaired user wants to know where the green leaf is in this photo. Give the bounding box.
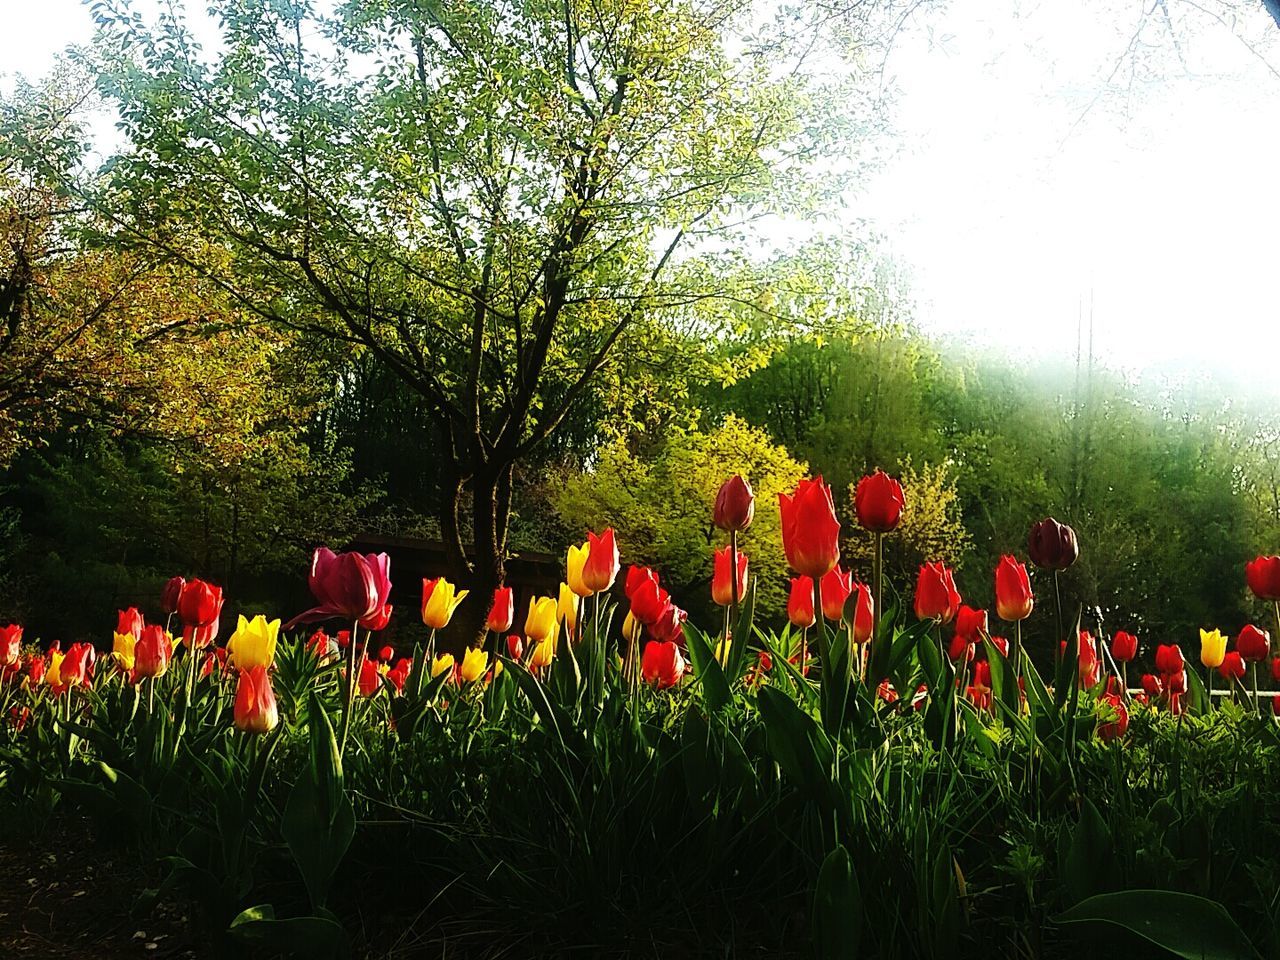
[1055,890,1261,960]
[685,622,734,713]
[229,904,346,957]
[813,844,861,960]
[1062,797,1117,905]
[758,685,832,800]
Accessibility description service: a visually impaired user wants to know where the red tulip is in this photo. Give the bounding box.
[486,587,515,633]
[641,640,686,690]
[0,624,21,668]
[854,469,905,533]
[1273,694,1280,718]
[1154,643,1184,676]
[582,528,620,593]
[1272,657,1280,683]
[1141,673,1163,698]
[948,633,974,663]
[712,546,749,607]
[307,629,335,660]
[625,565,659,601]
[134,625,173,679]
[360,603,393,632]
[914,562,961,623]
[1218,651,1246,682]
[779,477,841,578]
[1246,555,1280,601]
[177,579,223,628]
[233,665,279,734]
[788,576,816,629]
[847,582,875,644]
[1061,632,1099,687]
[293,547,390,624]
[358,656,381,697]
[954,605,988,643]
[377,645,394,661]
[994,555,1033,621]
[630,579,672,626]
[714,475,755,532]
[1166,669,1188,695]
[59,642,95,690]
[646,604,686,645]
[819,566,853,622]
[1027,518,1079,571]
[116,608,144,642]
[387,658,412,693]
[877,679,899,704]
[1097,693,1129,742]
[1236,624,1271,662]
[161,576,185,615]
[1111,630,1138,663]
[182,621,219,650]
[506,634,524,661]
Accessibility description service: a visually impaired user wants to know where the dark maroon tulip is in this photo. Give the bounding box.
[714,475,755,532]
[291,547,390,625]
[161,576,186,615]
[1027,518,1079,571]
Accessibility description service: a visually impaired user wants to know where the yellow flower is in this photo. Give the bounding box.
[227,614,280,671]
[524,596,557,644]
[422,578,470,631]
[528,636,555,672]
[1199,628,1227,669]
[557,582,579,636]
[622,612,643,646]
[112,632,137,672]
[431,653,456,678]
[566,542,593,597]
[45,650,65,688]
[460,647,489,683]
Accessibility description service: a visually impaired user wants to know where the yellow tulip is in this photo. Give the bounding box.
[227,614,280,671]
[45,650,65,688]
[525,596,557,644]
[460,647,489,683]
[431,653,456,678]
[528,636,555,672]
[622,612,643,646]
[422,578,470,631]
[557,582,579,635]
[1199,628,1227,669]
[567,542,593,597]
[112,632,137,672]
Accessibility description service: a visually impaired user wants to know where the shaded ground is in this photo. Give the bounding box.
[0,819,206,959]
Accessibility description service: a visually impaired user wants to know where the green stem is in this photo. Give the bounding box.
[339,621,360,757]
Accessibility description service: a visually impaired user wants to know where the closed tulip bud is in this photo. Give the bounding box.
[112,630,136,672]
[133,625,173,680]
[421,577,469,631]
[358,656,382,696]
[387,658,412,692]
[378,645,394,662]
[567,542,592,597]
[487,587,514,633]
[226,614,280,671]
[1246,555,1280,601]
[1111,630,1139,663]
[528,636,555,672]
[582,528,620,593]
[0,624,21,668]
[847,583,875,644]
[430,653,456,679]
[1140,673,1163,698]
[524,596,558,644]
[621,613,643,647]
[1236,624,1271,662]
[854,469,905,533]
[1218,650,1246,681]
[630,579,672,626]
[819,566,853,622]
[779,477,841,578]
[1272,656,1280,682]
[625,565,659,601]
[954,605,988,643]
[506,634,524,661]
[641,640,686,689]
[1155,643,1184,676]
[234,665,279,734]
[161,576,185,615]
[914,562,961,623]
[116,608,144,642]
[1096,693,1129,742]
[557,582,579,635]
[1199,628,1227,669]
[177,579,223,628]
[788,576,816,629]
[994,555,1034,621]
[1027,518,1079,571]
[714,475,755,532]
[460,648,489,683]
[1274,694,1280,718]
[711,546,749,607]
[986,635,1010,659]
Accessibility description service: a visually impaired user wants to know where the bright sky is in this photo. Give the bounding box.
[3,0,1278,389]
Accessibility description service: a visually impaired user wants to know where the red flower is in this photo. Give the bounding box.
[712,546,749,607]
[641,640,686,690]
[948,633,975,663]
[848,582,875,644]
[1217,651,1246,682]
[293,547,390,625]
[134,625,173,680]
[0,624,21,668]
[358,656,381,697]
[877,679,899,704]
[1154,644,1184,676]
[506,634,524,661]
[1027,518,1079,571]
[182,621,219,650]
[387,658,412,693]
[233,665,278,734]
[59,642,96,690]
[1272,657,1280,683]
[1166,670,1188,695]
[582,528,620,593]
[714,475,755,532]
[486,587,514,633]
[854,469,905,533]
[1273,695,1280,718]
[778,477,841,578]
[819,566,853,622]
[954,605,988,643]
[1246,555,1280,601]
[630,579,672,626]
[646,604,686,645]
[307,629,336,660]
[116,608,144,642]
[360,603,394,632]
[177,579,223,628]
[1097,693,1129,742]
[1111,630,1138,663]
[994,556,1033,621]
[914,562,961,623]
[1061,632,1100,687]
[27,655,45,686]
[1140,673,1163,698]
[1236,624,1271,663]
[161,576,185,615]
[788,576,816,629]
[625,565,659,601]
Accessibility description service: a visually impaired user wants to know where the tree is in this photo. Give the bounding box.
[84,0,870,631]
